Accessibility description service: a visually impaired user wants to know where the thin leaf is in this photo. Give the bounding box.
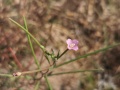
[45,55,51,65]
[34,81,40,90]
[23,16,40,69]
[48,69,103,76]
[44,75,53,90]
[0,73,13,77]
[56,50,60,59]
[9,18,45,51]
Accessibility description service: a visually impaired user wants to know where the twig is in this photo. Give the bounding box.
[8,47,23,70]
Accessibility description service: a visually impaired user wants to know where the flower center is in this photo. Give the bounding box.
[69,43,75,48]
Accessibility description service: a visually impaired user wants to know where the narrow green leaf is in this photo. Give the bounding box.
[0,73,13,77]
[45,55,51,64]
[48,69,103,76]
[9,18,45,51]
[34,81,40,90]
[56,50,60,58]
[44,75,53,90]
[23,16,40,69]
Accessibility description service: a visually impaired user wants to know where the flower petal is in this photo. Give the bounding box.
[66,39,72,44]
[67,45,72,50]
[73,46,78,51]
[66,39,79,51]
[72,39,79,44]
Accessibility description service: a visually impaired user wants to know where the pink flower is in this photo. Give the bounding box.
[66,39,78,51]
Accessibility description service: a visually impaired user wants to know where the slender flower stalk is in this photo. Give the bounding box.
[57,49,69,59]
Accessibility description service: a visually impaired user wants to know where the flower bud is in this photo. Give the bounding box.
[13,72,22,76]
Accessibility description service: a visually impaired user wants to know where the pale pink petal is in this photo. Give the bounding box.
[72,39,79,44]
[67,45,72,50]
[66,39,79,51]
[73,46,78,51]
[66,39,72,44]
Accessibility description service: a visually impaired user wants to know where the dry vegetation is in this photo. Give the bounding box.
[0,0,120,90]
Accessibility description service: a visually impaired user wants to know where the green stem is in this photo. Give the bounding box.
[13,43,120,76]
[48,69,103,76]
[23,16,40,69]
[21,67,50,75]
[9,18,45,52]
[57,49,68,59]
[22,69,42,75]
[55,43,120,68]
[0,74,12,77]
[44,75,53,90]
[34,81,40,90]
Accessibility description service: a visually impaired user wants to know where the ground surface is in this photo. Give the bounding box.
[0,0,120,90]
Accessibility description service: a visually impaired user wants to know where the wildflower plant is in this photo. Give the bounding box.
[0,16,120,90]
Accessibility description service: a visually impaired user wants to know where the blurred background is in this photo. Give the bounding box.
[0,0,120,90]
